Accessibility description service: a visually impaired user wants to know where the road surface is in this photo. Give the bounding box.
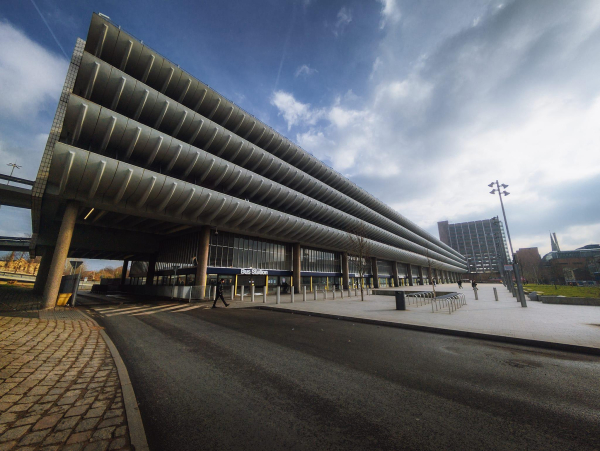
[81,298,600,451]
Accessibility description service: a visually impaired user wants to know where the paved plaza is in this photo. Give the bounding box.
[252,283,600,352]
[0,292,132,451]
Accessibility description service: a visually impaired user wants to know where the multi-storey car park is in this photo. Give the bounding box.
[31,13,468,307]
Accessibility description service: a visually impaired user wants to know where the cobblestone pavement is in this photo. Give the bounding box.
[0,288,41,318]
[0,316,131,451]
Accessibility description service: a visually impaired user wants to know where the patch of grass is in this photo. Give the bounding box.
[524,284,600,299]
[0,281,34,290]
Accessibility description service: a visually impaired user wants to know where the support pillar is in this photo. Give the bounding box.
[42,202,78,309]
[342,252,349,290]
[121,260,129,285]
[371,257,379,288]
[146,255,156,285]
[392,261,399,288]
[407,263,414,286]
[417,266,424,285]
[195,226,210,291]
[293,243,301,294]
[33,247,54,294]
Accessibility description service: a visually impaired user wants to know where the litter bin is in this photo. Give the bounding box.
[57,274,81,306]
[395,291,406,310]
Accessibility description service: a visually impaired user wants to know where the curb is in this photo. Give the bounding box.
[78,309,150,451]
[255,306,600,357]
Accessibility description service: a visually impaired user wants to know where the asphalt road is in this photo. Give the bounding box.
[83,299,600,451]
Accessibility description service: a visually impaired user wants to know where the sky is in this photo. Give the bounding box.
[0,0,599,270]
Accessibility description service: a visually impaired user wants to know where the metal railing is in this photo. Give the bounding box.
[404,291,467,314]
[431,292,467,314]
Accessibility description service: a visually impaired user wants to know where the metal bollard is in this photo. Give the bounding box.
[231,286,235,301]
[355,288,358,297]
[263,289,267,303]
[493,287,498,302]
[291,288,294,303]
[303,286,306,302]
[348,288,351,298]
[212,286,217,301]
[340,287,344,299]
[324,289,327,300]
[251,285,255,303]
[240,285,244,302]
[314,288,317,300]
[332,287,336,299]
[474,288,478,300]
[276,286,280,304]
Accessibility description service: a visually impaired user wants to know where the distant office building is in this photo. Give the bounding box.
[541,238,600,284]
[438,217,510,275]
[515,247,542,283]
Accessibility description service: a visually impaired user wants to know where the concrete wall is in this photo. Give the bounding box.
[540,296,600,306]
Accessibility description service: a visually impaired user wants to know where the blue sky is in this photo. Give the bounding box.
[1,0,599,270]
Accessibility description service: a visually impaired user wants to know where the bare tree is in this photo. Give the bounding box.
[347,222,373,302]
[426,249,437,298]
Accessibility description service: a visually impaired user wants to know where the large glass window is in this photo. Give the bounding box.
[301,247,341,273]
[348,255,369,274]
[208,231,292,270]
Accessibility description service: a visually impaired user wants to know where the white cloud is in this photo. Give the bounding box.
[271,0,600,251]
[270,91,325,130]
[377,0,401,29]
[295,64,318,78]
[0,21,68,119]
[333,7,352,37]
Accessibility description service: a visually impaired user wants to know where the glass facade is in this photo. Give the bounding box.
[377,260,393,276]
[301,247,341,273]
[348,255,370,274]
[208,230,292,270]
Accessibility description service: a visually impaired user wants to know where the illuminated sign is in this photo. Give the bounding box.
[240,268,268,275]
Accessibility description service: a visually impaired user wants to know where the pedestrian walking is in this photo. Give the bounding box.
[471,280,478,290]
[212,279,229,308]
[458,280,463,289]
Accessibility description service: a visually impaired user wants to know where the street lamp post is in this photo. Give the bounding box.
[488,181,527,307]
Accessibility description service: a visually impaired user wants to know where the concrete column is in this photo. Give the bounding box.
[342,252,349,290]
[33,247,55,294]
[371,257,379,288]
[293,243,301,294]
[392,261,399,288]
[120,260,129,285]
[195,226,210,290]
[42,201,78,309]
[407,263,414,286]
[418,266,424,285]
[146,255,156,285]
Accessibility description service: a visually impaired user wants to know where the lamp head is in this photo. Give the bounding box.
[489,189,496,194]
[501,184,509,189]
[488,182,494,188]
[503,191,510,196]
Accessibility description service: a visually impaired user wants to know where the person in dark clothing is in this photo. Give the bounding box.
[212,279,229,308]
[471,280,478,290]
[458,280,463,289]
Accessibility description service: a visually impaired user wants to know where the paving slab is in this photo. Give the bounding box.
[251,283,600,353]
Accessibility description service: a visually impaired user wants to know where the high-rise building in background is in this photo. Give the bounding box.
[438,217,510,275]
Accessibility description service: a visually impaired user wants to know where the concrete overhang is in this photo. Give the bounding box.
[0,185,32,209]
